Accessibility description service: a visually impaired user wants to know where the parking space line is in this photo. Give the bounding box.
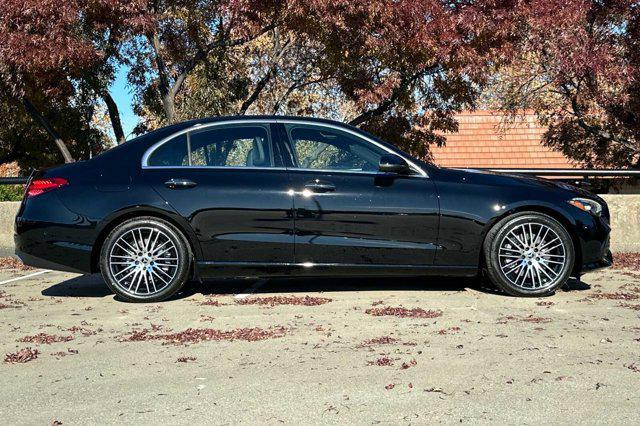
[234,279,268,300]
[0,269,51,285]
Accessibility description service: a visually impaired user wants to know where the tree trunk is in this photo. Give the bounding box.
[102,91,126,144]
[161,93,176,124]
[22,97,74,163]
[148,32,177,124]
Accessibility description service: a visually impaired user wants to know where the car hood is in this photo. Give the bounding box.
[447,167,602,200]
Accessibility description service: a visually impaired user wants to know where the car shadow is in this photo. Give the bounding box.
[41,274,113,298]
[192,276,591,298]
[40,274,591,301]
[562,278,591,292]
[193,276,475,296]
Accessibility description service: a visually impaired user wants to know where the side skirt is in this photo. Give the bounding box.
[196,261,478,279]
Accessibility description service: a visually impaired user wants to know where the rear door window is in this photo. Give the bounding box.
[189,126,272,167]
[145,125,274,168]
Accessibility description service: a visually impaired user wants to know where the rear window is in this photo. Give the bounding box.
[189,126,271,167]
[145,125,273,168]
[146,135,188,167]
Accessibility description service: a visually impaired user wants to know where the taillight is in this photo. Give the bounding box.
[26,178,68,198]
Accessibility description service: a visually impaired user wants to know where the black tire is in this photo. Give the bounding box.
[100,216,192,302]
[483,212,575,297]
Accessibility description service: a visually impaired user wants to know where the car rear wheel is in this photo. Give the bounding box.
[100,217,191,302]
[483,212,575,297]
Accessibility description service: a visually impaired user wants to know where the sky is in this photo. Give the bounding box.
[109,65,138,140]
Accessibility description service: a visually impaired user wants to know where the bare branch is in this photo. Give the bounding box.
[170,23,279,102]
[238,34,292,115]
[348,69,433,127]
[272,77,333,114]
[22,97,74,163]
[562,84,638,153]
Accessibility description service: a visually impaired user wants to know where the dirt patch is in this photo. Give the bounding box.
[617,303,640,310]
[400,359,418,370]
[359,336,398,346]
[66,326,97,336]
[365,306,442,319]
[50,349,79,358]
[497,315,552,324]
[17,333,74,345]
[613,253,640,270]
[0,257,34,271]
[0,291,26,309]
[590,291,639,301]
[122,327,287,345]
[236,295,332,306]
[4,348,39,364]
[368,357,394,366]
[626,363,640,373]
[436,327,461,335]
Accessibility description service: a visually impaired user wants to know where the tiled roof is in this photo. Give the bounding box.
[431,111,578,169]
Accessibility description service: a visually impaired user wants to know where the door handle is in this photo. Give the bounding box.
[164,178,197,189]
[303,180,335,193]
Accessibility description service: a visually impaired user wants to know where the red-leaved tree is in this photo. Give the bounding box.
[487,0,639,167]
[0,0,151,162]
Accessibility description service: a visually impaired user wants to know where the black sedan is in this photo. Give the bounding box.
[15,116,612,302]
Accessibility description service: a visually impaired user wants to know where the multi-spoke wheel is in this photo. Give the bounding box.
[100,217,191,302]
[483,212,575,297]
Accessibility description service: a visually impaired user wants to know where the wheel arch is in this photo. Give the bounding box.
[479,204,582,276]
[90,206,202,273]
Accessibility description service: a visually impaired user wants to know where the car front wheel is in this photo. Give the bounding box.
[99,217,191,302]
[483,212,575,297]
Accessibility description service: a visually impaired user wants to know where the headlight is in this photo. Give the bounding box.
[568,197,602,216]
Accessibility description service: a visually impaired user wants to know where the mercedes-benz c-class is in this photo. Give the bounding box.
[15,116,612,302]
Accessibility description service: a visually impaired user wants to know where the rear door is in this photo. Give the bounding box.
[276,121,440,267]
[141,122,294,268]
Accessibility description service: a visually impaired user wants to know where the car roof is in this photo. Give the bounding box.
[155,115,362,133]
[95,116,352,156]
[128,115,395,151]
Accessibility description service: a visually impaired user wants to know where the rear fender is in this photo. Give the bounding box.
[91,204,203,272]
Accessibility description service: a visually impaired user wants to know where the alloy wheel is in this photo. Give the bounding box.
[108,226,180,297]
[497,222,567,291]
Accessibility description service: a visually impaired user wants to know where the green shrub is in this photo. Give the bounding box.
[0,185,24,201]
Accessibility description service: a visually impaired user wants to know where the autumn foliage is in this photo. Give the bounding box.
[0,0,637,167]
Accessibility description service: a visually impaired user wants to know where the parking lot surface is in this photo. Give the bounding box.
[1,266,639,425]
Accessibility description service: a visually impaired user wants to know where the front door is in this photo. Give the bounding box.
[276,121,439,266]
[141,122,294,269]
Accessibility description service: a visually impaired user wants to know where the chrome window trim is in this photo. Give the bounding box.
[142,165,288,171]
[141,120,274,169]
[141,165,425,179]
[284,167,425,178]
[141,118,428,177]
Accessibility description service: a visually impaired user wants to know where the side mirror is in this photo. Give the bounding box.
[379,154,411,174]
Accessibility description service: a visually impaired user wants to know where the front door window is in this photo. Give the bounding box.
[286,125,385,172]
